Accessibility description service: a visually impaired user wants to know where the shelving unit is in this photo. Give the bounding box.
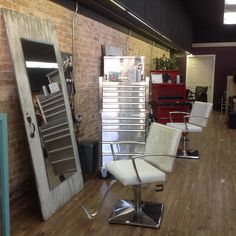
[99,77,149,168]
[37,91,66,124]
[37,91,76,176]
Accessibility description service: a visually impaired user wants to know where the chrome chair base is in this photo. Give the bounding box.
[109,199,163,228]
[177,149,199,159]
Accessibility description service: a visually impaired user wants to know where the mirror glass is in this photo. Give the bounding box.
[21,39,77,190]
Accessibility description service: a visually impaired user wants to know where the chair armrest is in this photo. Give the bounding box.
[131,158,142,184]
[169,112,191,130]
[169,111,190,122]
[183,114,191,130]
[188,114,209,128]
[189,114,208,119]
[128,152,176,184]
[183,114,208,130]
[109,141,145,145]
[109,141,145,161]
[109,142,176,184]
[132,153,177,162]
[131,153,177,174]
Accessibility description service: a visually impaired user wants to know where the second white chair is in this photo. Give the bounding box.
[166,101,213,159]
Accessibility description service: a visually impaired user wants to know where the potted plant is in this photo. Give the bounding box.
[154,54,178,70]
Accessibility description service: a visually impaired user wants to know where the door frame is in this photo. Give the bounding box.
[186,54,215,103]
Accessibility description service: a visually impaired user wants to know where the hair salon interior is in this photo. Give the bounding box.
[1,0,236,235]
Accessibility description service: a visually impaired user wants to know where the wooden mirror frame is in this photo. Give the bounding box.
[2,9,84,220]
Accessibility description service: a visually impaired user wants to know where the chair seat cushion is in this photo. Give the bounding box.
[166,122,202,133]
[106,159,166,186]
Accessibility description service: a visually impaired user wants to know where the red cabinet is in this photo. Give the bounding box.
[151,83,186,103]
[150,72,191,124]
[150,102,190,124]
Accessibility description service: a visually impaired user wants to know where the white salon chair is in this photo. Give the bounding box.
[166,101,213,159]
[82,123,182,229]
[105,123,181,228]
[82,123,181,228]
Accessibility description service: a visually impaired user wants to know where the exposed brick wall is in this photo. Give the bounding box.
[73,14,169,140]
[0,0,169,217]
[0,8,35,216]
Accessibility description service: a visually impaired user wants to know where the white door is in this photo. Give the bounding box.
[186,55,215,103]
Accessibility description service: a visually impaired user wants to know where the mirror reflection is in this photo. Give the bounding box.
[21,39,77,190]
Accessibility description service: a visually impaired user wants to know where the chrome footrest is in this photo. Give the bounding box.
[177,149,199,159]
[109,199,163,228]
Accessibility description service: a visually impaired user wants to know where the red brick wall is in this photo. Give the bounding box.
[73,14,169,139]
[0,1,169,216]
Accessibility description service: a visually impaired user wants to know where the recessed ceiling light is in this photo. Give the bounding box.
[224,12,236,24]
[225,0,236,4]
[110,0,173,44]
[110,0,126,11]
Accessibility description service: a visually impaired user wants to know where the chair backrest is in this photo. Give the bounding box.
[229,96,236,112]
[144,123,182,156]
[189,101,213,127]
[195,86,208,102]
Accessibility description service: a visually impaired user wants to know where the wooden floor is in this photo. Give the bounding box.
[11,112,236,236]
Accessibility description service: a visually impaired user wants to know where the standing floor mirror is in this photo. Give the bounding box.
[3,9,84,220]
